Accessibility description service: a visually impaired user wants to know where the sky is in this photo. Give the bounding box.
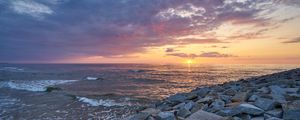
[0,0,300,64]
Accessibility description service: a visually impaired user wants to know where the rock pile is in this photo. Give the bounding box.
[125,68,300,120]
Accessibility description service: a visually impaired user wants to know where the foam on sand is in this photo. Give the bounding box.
[0,80,78,92]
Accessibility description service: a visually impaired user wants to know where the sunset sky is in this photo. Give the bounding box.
[0,0,300,64]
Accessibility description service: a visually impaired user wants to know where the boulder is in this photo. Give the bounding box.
[282,100,300,120]
[254,97,277,111]
[251,116,264,120]
[166,94,186,103]
[196,96,214,104]
[194,87,210,97]
[232,92,249,102]
[141,108,161,115]
[184,101,195,110]
[223,89,237,96]
[266,117,283,120]
[265,109,282,118]
[157,111,176,120]
[248,94,259,102]
[216,107,240,117]
[177,108,191,118]
[219,94,232,104]
[190,103,206,113]
[210,99,225,110]
[257,87,270,94]
[185,110,225,120]
[237,103,264,115]
[126,113,150,120]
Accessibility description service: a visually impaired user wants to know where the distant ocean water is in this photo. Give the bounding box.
[0,63,299,119]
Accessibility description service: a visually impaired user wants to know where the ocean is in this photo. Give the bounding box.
[0,63,299,119]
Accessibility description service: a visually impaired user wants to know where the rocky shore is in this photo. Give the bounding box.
[125,68,300,120]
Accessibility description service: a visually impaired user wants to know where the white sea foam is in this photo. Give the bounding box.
[0,80,77,92]
[0,67,24,72]
[77,97,126,107]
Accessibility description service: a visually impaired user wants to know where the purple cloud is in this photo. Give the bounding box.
[167,52,236,59]
[0,0,297,62]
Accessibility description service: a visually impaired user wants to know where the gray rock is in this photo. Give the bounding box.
[127,113,150,120]
[236,113,251,120]
[177,108,191,118]
[219,95,232,104]
[248,94,259,102]
[254,97,277,111]
[251,116,264,120]
[141,108,161,115]
[257,87,270,94]
[237,103,264,115]
[216,107,240,117]
[269,85,286,103]
[185,110,225,120]
[282,100,300,120]
[194,87,210,97]
[232,92,249,102]
[184,101,195,110]
[210,99,225,110]
[157,111,176,120]
[166,94,186,103]
[190,103,206,113]
[196,96,214,104]
[284,88,299,93]
[266,117,283,120]
[223,89,237,96]
[265,109,282,118]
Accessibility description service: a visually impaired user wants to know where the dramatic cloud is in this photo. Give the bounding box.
[167,52,236,59]
[0,0,298,62]
[165,48,175,52]
[281,37,300,43]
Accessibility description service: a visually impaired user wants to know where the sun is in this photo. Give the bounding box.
[186,59,193,64]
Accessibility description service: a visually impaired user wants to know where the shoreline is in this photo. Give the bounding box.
[126,68,300,120]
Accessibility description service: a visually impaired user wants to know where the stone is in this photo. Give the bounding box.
[284,88,299,93]
[210,99,225,110]
[219,95,232,104]
[177,108,191,118]
[266,117,283,120]
[190,103,205,113]
[248,94,259,102]
[166,94,186,103]
[185,110,225,120]
[216,107,240,117]
[141,108,161,115]
[157,111,176,120]
[265,109,283,118]
[251,116,264,120]
[236,114,251,120]
[196,96,214,104]
[257,87,270,94]
[184,101,195,110]
[126,112,150,120]
[269,85,286,102]
[223,89,237,96]
[232,92,249,102]
[194,87,210,97]
[282,100,300,120]
[237,103,264,115]
[254,97,277,111]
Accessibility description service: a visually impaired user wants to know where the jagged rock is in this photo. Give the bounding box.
[248,94,259,102]
[223,89,237,96]
[126,112,150,120]
[177,108,191,118]
[237,103,264,115]
[219,94,232,104]
[284,88,299,93]
[254,97,277,111]
[141,108,161,115]
[194,87,210,97]
[190,103,206,113]
[210,99,225,110]
[157,111,176,120]
[282,100,300,119]
[236,113,251,120]
[184,101,195,110]
[251,116,264,120]
[216,107,240,117]
[266,117,283,120]
[173,102,185,109]
[185,110,225,120]
[196,96,214,104]
[257,87,270,94]
[269,85,286,103]
[232,92,249,102]
[166,94,186,103]
[265,109,283,118]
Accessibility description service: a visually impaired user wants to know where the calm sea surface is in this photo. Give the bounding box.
[0,63,299,119]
